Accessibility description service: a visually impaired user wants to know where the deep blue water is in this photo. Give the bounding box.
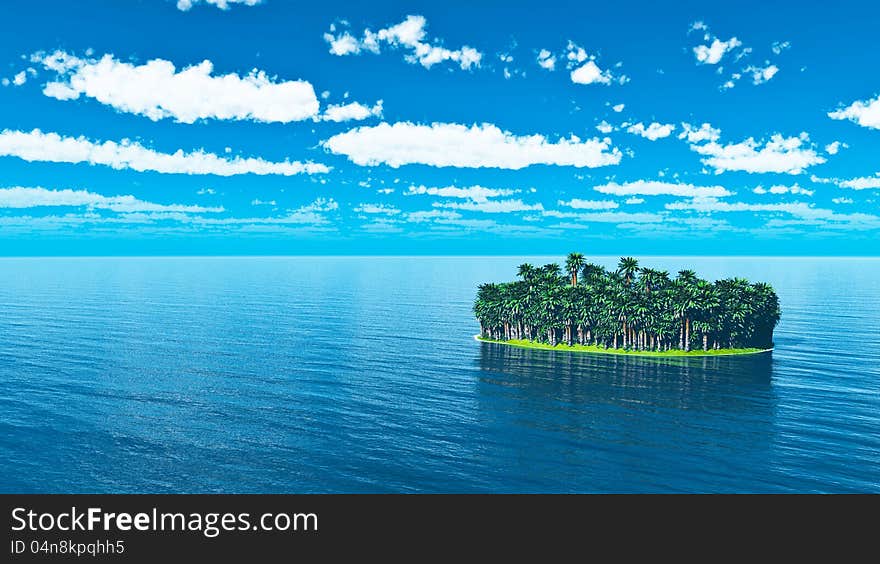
[1,256,878,493]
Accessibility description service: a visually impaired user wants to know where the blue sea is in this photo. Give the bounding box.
[1,256,878,493]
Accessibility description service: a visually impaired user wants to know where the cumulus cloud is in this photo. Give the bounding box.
[176,0,260,11]
[323,16,482,71]
[837,175,880,190]
[626,121,675,141]
[752,184,814,196]
[558,199,619,210]
[33,51,320,124]
[594,180,733,198]
[536,49,556,70]
[323,122,622,170]
[612,104,625,113]
[321,100,383,122]
[832,197,853,204]
[0,129,328,176]
[678,122,721,143]
[688,132,826,174]
[571,60,613,85]
[563,41,626,85]
[690,24,784,90]
[694,36,742,65]
[405,185,517,201]
[746,63,779,85]
[595,120,614,134]
[825,141,846,155]
[829,94,880,130]
[0,186,224,213]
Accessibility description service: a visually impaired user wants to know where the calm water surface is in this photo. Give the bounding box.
[1,256,878,493]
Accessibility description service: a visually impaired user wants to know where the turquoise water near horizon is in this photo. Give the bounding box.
[1,256,878,493]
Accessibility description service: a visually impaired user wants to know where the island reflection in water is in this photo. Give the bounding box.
[474,342,778,492]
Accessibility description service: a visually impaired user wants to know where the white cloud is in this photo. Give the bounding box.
[666,197,880,228]
[405,210,461,223]
[678,122,721,143]
[771,41,791,55]
[594,180,733,198]
[566,42,588,64]
[667,198,805,214]
[565,41,624,85]
[435,199,543,213]
[0,186,224,213]
[832,197,853,204]
[571,60,612,85]
[595,120,614,134]
[625,197,644,204]
[325,31,362,56]
[752,184,813,196]
[626,121,675,141]
[825,141,846,155]
[612,104,625,113]
[321,100,383,122]
[688,132,825,174]
[197,188,216,195]
[323,122,622,170]
[558,199,619,210]
[33,51,320,124]
[405,185,516,201]
[176,0,260,11]
[536,49,556,70]
[262,197,339,226]
[829,94,880,130]
[837,175,880,190]
[694,37,742,65]
[323,16,482,71]
[544,210,665,223]
[354,203,401,215]
[0,129,328,176]
[12,71,27,86]
[746,63,779,85]
[250,199,276,206]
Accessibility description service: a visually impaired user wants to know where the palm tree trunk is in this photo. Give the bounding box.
[685,318,691,352]
[702,333,708,351]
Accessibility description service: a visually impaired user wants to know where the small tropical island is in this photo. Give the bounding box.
[474,253,781,357]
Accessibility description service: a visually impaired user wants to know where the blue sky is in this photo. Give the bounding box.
[1,0,879,255]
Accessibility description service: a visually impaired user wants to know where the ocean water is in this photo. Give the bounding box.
[0,256,878,493]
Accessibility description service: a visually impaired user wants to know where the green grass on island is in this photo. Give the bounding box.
[476,336,772,357]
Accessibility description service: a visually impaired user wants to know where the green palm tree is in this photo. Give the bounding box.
[517,263,536,282]
[617,257,639,285]
[565,252,586,286]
